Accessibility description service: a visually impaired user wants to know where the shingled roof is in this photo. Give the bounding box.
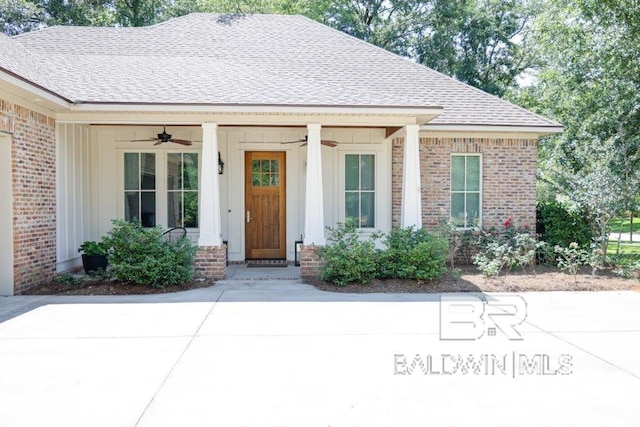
[3,13,559,128]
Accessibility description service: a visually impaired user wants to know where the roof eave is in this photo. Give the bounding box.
[421,123,564,137]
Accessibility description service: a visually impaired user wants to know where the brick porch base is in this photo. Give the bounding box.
[194,245,227,280]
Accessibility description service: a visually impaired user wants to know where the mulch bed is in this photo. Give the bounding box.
[19,265,639,296]
[21,278,215,296]
[305,265,640,293]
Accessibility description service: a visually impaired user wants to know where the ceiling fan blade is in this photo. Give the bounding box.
[170,139,193,146]
[131,138,158,142]
[281,139,306,144]
[153,140,163,146]
[299,140,338,148]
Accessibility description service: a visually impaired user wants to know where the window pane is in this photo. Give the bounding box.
[361,192,375,227]
[360,155,375,191]
[451,156,466,191]
[466,193,480,227]
[140,153,155,190]
[124,153,139,190]
[182,153,198,190]
[167,153,181,190]
[140,192,156,227]
[167,192,180,228]
[345,192,359,225]
[260,173,271,186]
[271,160,279,173]
[183,191,198,228]
[466,156,480,191]
[124,191,139,222]
[345,155,359,191]
[252,173,260,186]
[252,160,260,173]
[451,193,465,227]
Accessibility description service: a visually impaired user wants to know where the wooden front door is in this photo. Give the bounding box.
[245,151,286,259]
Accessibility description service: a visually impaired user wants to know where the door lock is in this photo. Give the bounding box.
[246,211,252,223]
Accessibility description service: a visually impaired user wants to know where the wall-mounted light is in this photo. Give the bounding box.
[218,152,224,175]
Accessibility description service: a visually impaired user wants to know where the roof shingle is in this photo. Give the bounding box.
[3,13,559,128]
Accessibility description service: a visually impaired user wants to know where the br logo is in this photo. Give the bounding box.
[439,295,527,341]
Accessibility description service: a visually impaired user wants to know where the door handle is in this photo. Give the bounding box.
[246,211,252,223]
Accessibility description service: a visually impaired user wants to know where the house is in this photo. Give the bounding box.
[0,13,562,295]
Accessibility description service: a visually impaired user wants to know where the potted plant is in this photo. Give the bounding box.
[78,240,109,274]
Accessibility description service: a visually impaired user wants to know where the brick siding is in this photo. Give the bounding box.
[194,245,227,280]
[392,136,537,231]
[1,99,57,293]
[300,244,322,277]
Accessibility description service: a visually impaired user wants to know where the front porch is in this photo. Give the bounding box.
[56,116,432,281]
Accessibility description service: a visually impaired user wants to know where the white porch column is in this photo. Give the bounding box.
[401,124,422,228]
[303,123,326,245]
[198,123,223,247]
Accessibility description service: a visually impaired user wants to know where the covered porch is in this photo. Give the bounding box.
[55,108,440,279]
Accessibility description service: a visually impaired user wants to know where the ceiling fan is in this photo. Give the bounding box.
[132,125,193,146]
[281,135,338,147]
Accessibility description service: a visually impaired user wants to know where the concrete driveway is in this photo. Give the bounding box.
[0,282,639,426]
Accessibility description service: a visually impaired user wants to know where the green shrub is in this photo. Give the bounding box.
[317,222,380,286]
[473,218,545,277]
[55,273,82,286]
[378,227,447,280]
[102,219,196,288]
[537,202,593,249]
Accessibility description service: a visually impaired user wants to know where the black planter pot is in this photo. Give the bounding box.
[81,254,108,274]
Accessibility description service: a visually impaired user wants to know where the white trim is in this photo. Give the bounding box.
[56,113,436,127]
[422,124,563,136]
[68,103,443,116]
[0,133,13,295]
[450,153,483,229]
[0,70,71,109]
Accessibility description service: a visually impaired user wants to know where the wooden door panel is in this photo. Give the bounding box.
[245,152,286,259]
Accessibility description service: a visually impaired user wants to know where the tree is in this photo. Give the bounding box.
[414,0,540,96]
[510,0,640,249]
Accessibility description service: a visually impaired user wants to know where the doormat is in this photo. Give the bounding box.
[246,260,288,268]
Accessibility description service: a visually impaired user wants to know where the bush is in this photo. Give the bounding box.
[377,227,447,280]
[102,219,196,288]
[317,223,448,285]
[317,222,380,286]
[473,218,545,277]
[537,202,593,249]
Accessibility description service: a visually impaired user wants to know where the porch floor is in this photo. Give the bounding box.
[223,263,302,282]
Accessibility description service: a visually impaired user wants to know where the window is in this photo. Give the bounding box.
[124,153,156,227]
[167,153,199,228]
[345,154,375,228]
[451,154,481,228]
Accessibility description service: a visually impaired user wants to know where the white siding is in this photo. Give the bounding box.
[85,125,390,262]
[56,123,94,272]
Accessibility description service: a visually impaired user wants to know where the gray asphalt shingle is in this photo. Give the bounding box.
[3,13,559,127]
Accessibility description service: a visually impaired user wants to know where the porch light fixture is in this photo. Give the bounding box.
[218,152,224,175]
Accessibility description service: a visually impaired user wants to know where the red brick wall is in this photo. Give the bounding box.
[392,136,537,231]
[300,245,322,277]
[194,245,227,280]
[0,99,57,293]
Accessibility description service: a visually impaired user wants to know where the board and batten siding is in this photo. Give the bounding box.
[88,125,390,262]
[56,123,96,272]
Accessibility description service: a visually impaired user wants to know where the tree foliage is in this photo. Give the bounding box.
[1,0,537,96]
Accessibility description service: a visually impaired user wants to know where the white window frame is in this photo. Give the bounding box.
[450,153,482,229]
[339,152,378,230]
[117,148,201,230]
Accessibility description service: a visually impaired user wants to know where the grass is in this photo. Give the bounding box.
[606,242,640,255]
[608,216,640,234]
